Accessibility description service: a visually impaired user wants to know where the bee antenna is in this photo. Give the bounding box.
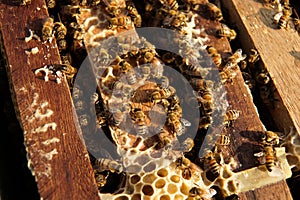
[293,8,299,19]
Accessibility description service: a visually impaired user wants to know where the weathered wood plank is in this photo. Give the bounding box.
[0,1,99,199]
[220,0,300,134]
[194,1,293,199]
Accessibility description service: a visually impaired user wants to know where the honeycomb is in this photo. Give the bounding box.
[282,128,300,172]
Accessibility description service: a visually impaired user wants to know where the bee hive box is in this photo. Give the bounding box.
[0,0,299,199]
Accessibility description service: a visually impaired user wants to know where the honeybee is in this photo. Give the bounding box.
[216,135,230,145]
[223,109,240,127]
[242,72,256,89]
[54,64,77,79]
[15,0,31,6]
[198,116,212,129]
[182,137,194,152]
[182,167,192,180]
[151,57,164,78]
[126,1,142,27]
[46,0,56,8]
[206,45,222,67]
[204,151,220,176]
[104,0,122,17]
[189,78,207,91]
[112,110,125,125]
[219,68,237,83]
[248,49,260,64]
[225,49,247,68]
[94,158,123,173]
[156,76,169,89]
[274,6,292,29]
[161,52,176,64]
[53,22,67,52]
[239,60,247,70]
[255,71,270,85]
[205,2,223,21]
[140,65,151,79]
[160,0,179,10]
[68,22,85,56]
[125,70,137,85]
[118,60,132,73]
[42,17,54,42]
[260,131,280,146]
[150,87,176,104]
[130,108,148,135]
[79,114,89,127]
[89,0,101,6]
[139,48,156,63]
[259,85,278,108]
[188,187,203,199]
[108,16,132,29]
[94,172,108,188]
[216,24,236,41]
[175,156,191,169]
[264,145,275,172]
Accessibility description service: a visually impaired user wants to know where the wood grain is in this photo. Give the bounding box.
[220,0,300,134]
[0,1,99,199]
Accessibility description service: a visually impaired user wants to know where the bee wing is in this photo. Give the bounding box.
[180,118,191,127]
[253,151,264,157]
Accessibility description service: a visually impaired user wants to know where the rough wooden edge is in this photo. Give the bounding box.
[220,0,300,134]
[0,1,100,199]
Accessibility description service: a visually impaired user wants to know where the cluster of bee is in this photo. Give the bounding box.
[266,0,300,35]
[238,48,279,108]
[258,131,281,172]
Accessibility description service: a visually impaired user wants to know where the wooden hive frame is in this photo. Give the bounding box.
[0,0,297,199]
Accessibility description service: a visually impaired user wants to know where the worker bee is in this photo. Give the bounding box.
[216,135,230,145]
[94,172,109,188]
[182,167,192,180]
[205,2,223,21]
[79,114,89,127]
[53,64,77,79]
[259,85,278,108]
[125,70,137,85]
[118,60,133,73]
[216,24,237,41]
[68,22,85,56]
[260,131,280,146]
[225,49,247,68]
[111,109,125,125]
[46,0,56,8]
[204,151,220,176]
[160,0,179,10]
[104,0,122,17]
[175,156,191,169]
[161,52,176,64]
[94,158,123,173]
[150,87,176,104]
[219,68,237,83]
[108,16,132,29]
[255,71,270,85]
[274,6,292,29]
[139,65,151,79]
[198,116,212,129]
[188,187,203,199]
[223,109,240,127]
[156,76,169,89]
[264,145,276,172]
[242,72,256,89]
[15,0,31,6]
[182,137,194,152]
[89,0,101,6]
[239,60,247,70]
[139,48,156,63]
[248,49,260,64]
[42,17,54,42]
[53,22,67,52]
[126,1,142,27]
[189,78,207,91]
[151,57,164,78]
[206,45,222,67]
[130,108,148,135]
